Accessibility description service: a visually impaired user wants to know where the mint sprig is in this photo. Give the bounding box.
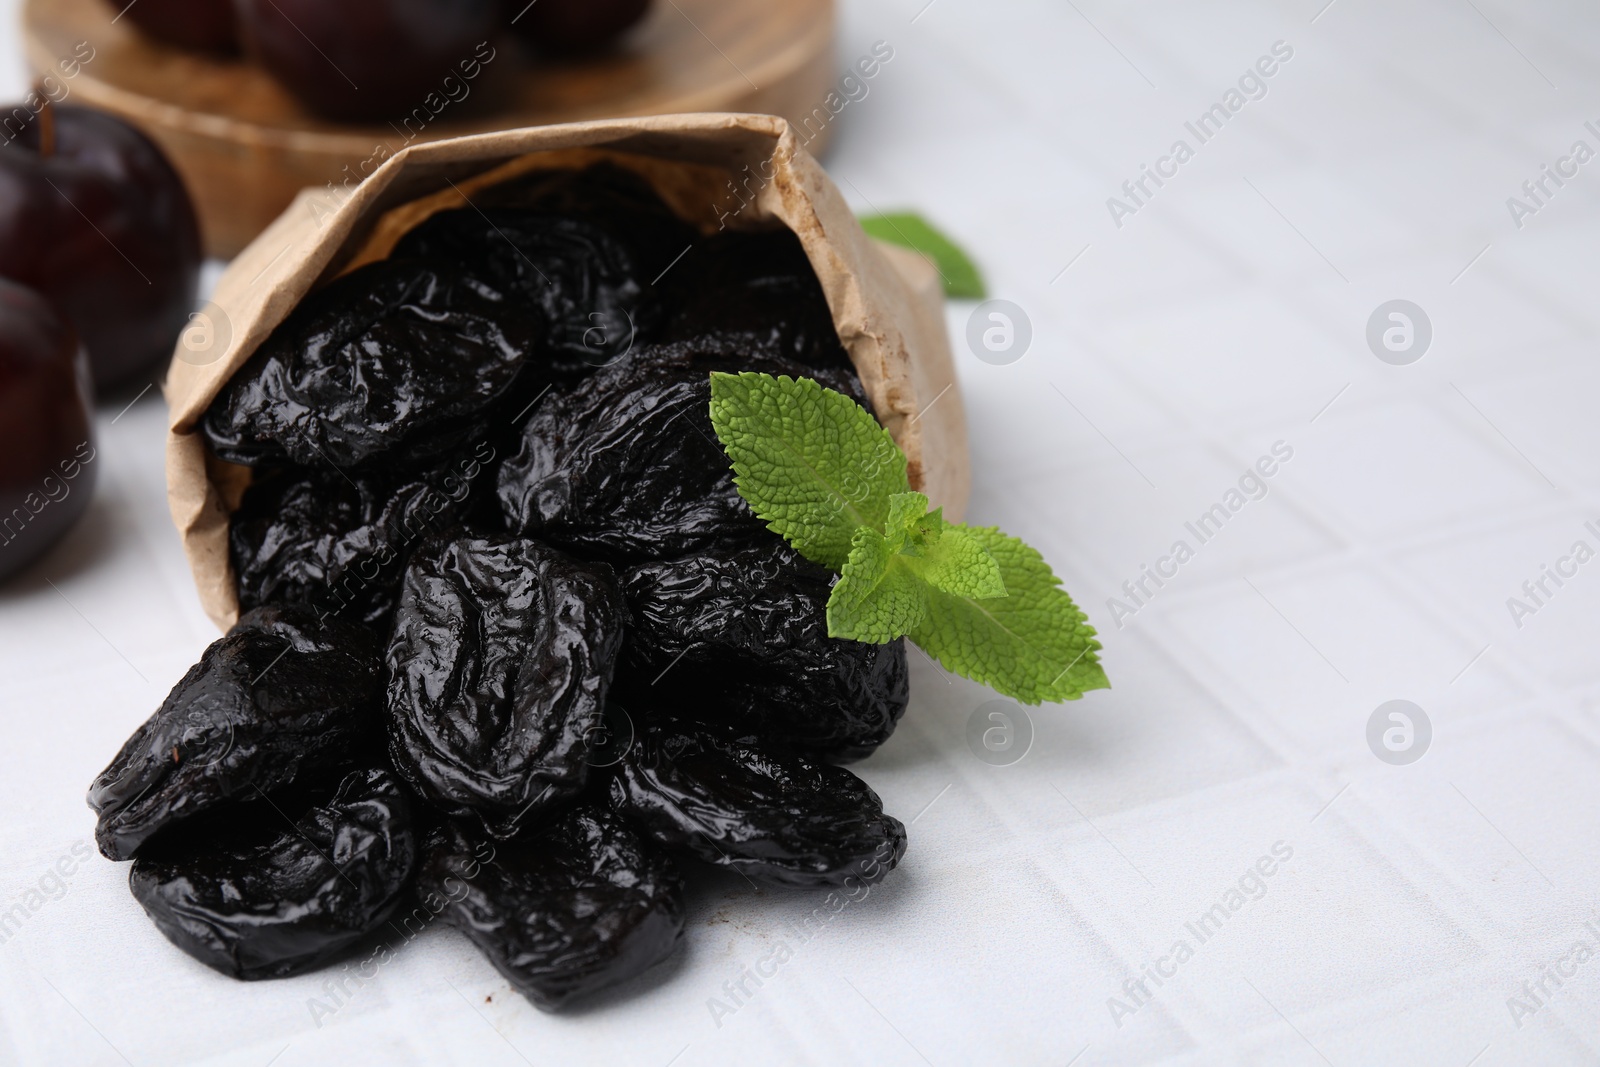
[859,212,987,299]
[710,372,1107,705]
[709,368,906,570]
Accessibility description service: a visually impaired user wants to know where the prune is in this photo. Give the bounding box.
[495,338,868,563]
[230,445,492,629]
[658,230,854,373]
[446,164,699,293]
[202,260,542,469]
[618,541,909,760]
[386,534,627,838]
[611,721,906,887]
[393,166,700,376]
[395,213,649,375]
[87,606,385,860]
[417,806,684,1010]
[128,767,418,980]
[632,319,868,412]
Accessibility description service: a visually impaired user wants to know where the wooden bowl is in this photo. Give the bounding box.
[22,0,836,258]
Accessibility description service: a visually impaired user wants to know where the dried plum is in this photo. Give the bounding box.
[417,806,684,1010]
[611,721,906,886]
[638,331,868,406]
[202,259,542,469]
[657,229,853,373]
[618,541,909,760]
[386,533,627,838]
[433,162,699,295]
[230,444,494,629]
[395,213,645,376]
[88,605,385,860]
[148,165,921,1005]
[128,767,418,980]
[495,338,868,563]
[391,165,694,378]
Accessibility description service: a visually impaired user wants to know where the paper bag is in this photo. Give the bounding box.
[163,112,970,631]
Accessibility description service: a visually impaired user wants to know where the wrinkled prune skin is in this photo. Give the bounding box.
[611,722,907,887]
[386,534,627,838]
[395,213,646,376]
[496,339,869,563]
[658,230,854,374]
[88,606,385,860]
[392,165,695,378]
[230,445,493,629]
[618,542,909,760]
[417,806,684,1011]
[128,767,418,980]
[451,163,700,296]
[202,260,542,469]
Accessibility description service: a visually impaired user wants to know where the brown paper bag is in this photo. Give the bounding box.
[163,112,970,632]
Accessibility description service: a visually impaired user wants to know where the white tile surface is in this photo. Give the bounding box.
[6,0,1600,1064]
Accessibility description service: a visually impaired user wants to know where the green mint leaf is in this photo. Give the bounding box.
[827,528,930,643]
[711,372,1110,702]
[910,525,1107,704]
[885,491,932,550]
[709,372,908,570]
[905,523,1007,600]
[859,212,986,299]
[829,494,1003,641]
[881,491,1005,598]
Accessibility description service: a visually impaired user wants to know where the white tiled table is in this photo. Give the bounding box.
[4,2,1600,1063]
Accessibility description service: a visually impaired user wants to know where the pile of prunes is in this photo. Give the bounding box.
[86,165,911,1010]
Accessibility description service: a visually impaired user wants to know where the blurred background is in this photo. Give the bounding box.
[4,1,1600,1064]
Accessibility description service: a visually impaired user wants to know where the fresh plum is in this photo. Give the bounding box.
[0,278,95,582]
[0,102,201,390]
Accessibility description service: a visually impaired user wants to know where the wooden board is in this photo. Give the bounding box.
[23,0,837,258]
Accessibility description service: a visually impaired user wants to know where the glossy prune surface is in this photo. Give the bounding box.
[495,338,868,564]
[417,806,684,1010]
[230,444,493,628]
[392,165,695,376]
[117,164,920,1008]
[657,229,853,373]
[423,163,699,298]
[619,542,909,760]
[394,212,649,376]
[128,767,418,980]
[202,260,541,469]
[386,534,627,838]
[87,606,385,860]
[611,721,907,886]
